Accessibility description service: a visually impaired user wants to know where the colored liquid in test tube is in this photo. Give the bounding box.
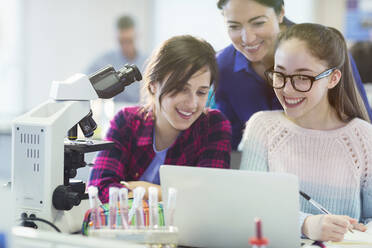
[135,187,145,228]
[148,187,159,228]
[166,188,177,227]
[119,188,129,229]
[109,187,119,229]
[249,218,268,248]
[87,186,101,229]
[128,187,145,228]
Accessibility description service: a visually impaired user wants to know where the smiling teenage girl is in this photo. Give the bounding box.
[88,35,232,203]
[239,23,372,242]
[214,0,372,150]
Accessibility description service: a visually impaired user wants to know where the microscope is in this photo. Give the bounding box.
[11,65,142,233]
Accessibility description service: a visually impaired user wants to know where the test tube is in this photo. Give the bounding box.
[127,190,138,225]
[127,187,145,228]
[148,187,159,228]
[88,186,101,229]
[109,187,119,229]
[166,187,177,227]
[249,218,269,248]
[135,187,146,229]
[119,187,129,229]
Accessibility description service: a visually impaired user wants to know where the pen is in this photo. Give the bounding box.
[299,191,354,233]
[312,241,326,248]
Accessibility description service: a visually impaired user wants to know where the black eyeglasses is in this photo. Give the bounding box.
[264,68,336,92]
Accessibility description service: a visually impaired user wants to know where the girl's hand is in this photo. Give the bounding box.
[127,181,162,201]
[302,214,356,242]
[352,222,368,232]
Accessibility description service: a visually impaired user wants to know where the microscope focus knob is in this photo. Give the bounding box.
[52,185,81,210]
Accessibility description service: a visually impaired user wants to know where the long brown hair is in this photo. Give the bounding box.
[275,23,370,122]
[141,35,218,111]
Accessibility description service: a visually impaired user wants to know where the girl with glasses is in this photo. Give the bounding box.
[88,35,231,202]
[212,0,372,150]
[239,23,372,242]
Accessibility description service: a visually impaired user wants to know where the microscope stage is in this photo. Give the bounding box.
[64,139,115,153]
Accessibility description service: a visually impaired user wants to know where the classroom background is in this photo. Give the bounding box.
[0,0,371,181]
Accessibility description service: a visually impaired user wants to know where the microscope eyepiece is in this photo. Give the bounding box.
[89,64,142,99]
[117,64,142,86]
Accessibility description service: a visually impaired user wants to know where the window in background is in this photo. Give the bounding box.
[0,0,23,128]
[346,0,372,40]
[0,0,22,181]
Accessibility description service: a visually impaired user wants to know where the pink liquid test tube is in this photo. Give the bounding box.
[249,218,269,248]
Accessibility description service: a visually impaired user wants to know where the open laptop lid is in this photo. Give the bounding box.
[160,166,300,248]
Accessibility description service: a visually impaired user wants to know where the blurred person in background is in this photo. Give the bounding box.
[87,15,148,138]
[350,41,372,84]
[87,15,147,104]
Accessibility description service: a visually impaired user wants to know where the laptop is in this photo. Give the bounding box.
[160,166,300,248]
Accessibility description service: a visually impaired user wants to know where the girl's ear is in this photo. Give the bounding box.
[328,69,342,89]
[278,7,285,24]
[149,81,158,95]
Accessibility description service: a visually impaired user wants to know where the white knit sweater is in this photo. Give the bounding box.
[239,111,372,225]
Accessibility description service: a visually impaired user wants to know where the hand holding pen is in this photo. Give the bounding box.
[300,191,367,242]
[300,191,355,233]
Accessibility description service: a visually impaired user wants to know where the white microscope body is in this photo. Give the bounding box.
[11,65,141,233]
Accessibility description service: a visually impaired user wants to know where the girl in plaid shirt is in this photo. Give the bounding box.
[88,35,232,203]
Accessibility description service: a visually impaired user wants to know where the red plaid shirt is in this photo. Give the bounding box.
[88,106,231,203]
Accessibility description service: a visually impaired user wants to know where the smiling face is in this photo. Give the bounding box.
[152,67,211,133]
[274,38,341,125]
[222,0,283,63]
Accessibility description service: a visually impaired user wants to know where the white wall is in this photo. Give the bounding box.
[284,0,316,23]
[152,0,231,52]
[22,0,153,111]
[313,0,347,32]
[286,0,347,32]
[152,0,318,53]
